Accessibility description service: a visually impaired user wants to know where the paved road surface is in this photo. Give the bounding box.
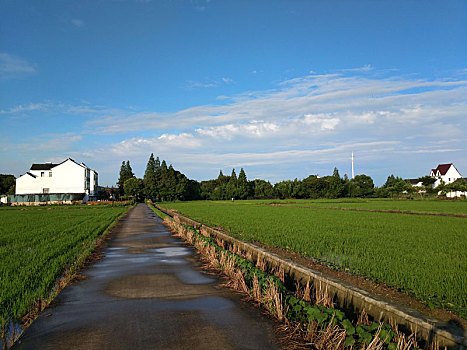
[14,203,280,350]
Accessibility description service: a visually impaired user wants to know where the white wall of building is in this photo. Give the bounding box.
[16,173,41,194]
[15,158,98,196]
[433,165,462,187]
[51,159,86,193]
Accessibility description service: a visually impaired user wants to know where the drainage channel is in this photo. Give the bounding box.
[12,203,280,350]
[154,204,467,349]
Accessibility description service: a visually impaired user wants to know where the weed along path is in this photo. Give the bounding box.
[13,203,280,350]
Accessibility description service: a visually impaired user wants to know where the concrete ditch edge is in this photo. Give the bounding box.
[154,204,467,349]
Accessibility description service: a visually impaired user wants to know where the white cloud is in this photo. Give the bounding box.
[5,133,83,154]
[0,103,50,114]
[196,121,279,140]
[222,77,233,83]
[71,19,84,27]
[86,72,467,137]
[185,80,218,89]
[6,69,467,184]
[0,53,36,78]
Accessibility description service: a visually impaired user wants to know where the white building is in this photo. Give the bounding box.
[430,163,462,187]
[16,158,99,201]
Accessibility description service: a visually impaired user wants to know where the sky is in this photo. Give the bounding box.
[1,0,466,187]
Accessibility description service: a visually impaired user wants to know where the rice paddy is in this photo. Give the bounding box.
[0,204,130,325]
[161,199,467,316]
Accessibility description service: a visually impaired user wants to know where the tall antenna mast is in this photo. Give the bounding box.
[351,152,355,179]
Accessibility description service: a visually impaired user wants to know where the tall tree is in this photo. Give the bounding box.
[237,168,250,199]
[226,169,237,199]
[125,161,134,178]
[155,156,161,170]
[144,153,158,201]
[117,160,135,197]
[326,168,345,198]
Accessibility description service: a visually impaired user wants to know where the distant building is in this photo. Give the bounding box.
[429,163,462,187]
[407,163,466,198]
[15,158,99,203]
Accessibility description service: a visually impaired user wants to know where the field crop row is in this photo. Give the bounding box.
[247,198,467,215]
[0,204,129,324]
[161,200,467,315]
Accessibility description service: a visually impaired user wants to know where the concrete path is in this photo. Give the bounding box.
[14,204,280,350]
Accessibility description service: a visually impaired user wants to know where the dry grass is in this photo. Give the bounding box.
[265,278,285,321]
[256,255,267,272]
[273,265,285,284]
[215,237,225,249]
[357,308,371,326]
[365,323,385,350]
[388,319,420,350]
[313,316,347,350]
[252,274,262,302]
[315,281,334,308]
[231,270,249,294]
[294,280,312,303]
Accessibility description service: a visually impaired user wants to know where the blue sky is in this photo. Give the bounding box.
[1,0,466,186]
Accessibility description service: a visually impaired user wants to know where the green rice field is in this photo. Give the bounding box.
[239,198,467,215]
[161,199,467,316]
[0,204,129,324]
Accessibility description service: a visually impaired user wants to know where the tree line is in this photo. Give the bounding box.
[117,154,200,202]
[116,154,467,202]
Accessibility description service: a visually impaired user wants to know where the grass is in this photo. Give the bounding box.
[160,200,467,316]
[0,204,130,325]
[233,198,467,215]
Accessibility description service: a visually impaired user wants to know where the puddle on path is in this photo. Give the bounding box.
[147,246,192,258]
[105,273,217,299]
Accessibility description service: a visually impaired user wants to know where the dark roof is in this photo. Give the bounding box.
[407,178,421,185]
[433,164,453,176]
[30,163,59,171]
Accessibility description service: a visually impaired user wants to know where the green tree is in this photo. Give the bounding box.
[155,156,161,170]
[226,169,238,199]
[251,179,274,198]
[350,174,375,197]
[301,175,328,199]
[383,175,397,188]
[274,180,293,199]
[124,177,144,202]
[0,174,15,195]
[237,168,250,199]
[144,153,158,201]
[383,175,410,198]
[326,168,345,198]
[160,160,168,172]
[117,161,134,197]
[200,179,217,200]
[418,176,436,187]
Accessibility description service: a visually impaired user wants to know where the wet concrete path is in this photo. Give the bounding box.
[14,204,280,349]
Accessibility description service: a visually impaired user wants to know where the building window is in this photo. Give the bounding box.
[43,188,49,193]
[41,172,45,177]
[49,172,52,177]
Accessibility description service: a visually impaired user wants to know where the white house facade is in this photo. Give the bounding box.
[16,158,99,199]
[430,164,462,187]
